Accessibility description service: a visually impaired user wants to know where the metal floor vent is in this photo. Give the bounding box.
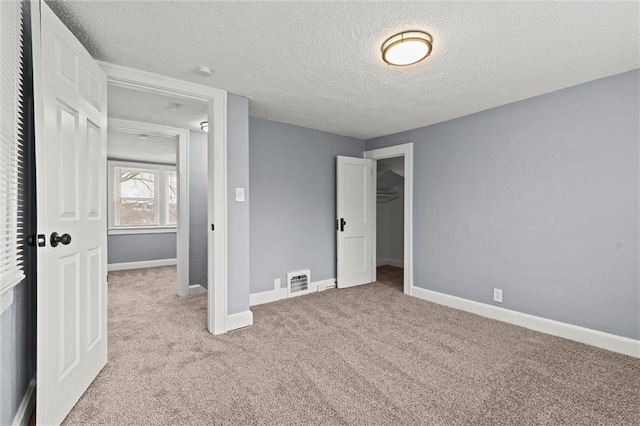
[287,270,311,297]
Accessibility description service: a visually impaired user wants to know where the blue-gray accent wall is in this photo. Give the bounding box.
[107,232,177,264]
[249,117,365,294]
[0,282,36,425]
[366,70,640,340]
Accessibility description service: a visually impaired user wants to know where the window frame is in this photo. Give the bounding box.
[107,160,177,235]
[165,169,178,226]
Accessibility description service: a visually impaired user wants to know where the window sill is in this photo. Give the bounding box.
[107,227,177,236]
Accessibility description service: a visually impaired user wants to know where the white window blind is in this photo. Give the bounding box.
[0,0,26,295]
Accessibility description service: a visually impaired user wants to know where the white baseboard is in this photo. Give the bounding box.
[377,259,404,268]
[314,278,337,292]
[188,284,207,295]
[249,278,337,306]
[12,376,36,426]
[107,258,177,271]
[411,286,640,358]
[250,288,288,306]
[225,310,253,332]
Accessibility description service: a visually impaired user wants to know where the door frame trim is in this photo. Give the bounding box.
[365,143,414,295]
[98,61,228,334]
[107,118,190,297]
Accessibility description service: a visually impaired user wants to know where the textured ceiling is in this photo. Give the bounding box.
[108,84,208,132]
[49,1,639,139]
[108,130,177,165]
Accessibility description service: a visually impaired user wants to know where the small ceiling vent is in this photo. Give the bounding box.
[287,270,311,298]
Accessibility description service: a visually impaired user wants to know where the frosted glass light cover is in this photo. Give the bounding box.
[382,31,433,66]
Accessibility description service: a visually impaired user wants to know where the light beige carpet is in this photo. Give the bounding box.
[63,266,640,425]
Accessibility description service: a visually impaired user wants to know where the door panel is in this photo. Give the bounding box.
[59,254,80,379]
[337,156,375,288]
[57,102,79,219]
[83,67,103,110]
[86,120,101,218]
[34,1,108,424]
[343,163,367,222]
[86,248,103,350]
[54,37,78,88]
[344,236,367,272]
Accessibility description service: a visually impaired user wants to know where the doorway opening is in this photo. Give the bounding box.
[98,62,228,335]
[105,84,209,298]
[365,143,413,295]
[375,157,405,292]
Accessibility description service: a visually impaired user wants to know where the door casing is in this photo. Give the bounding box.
[365,143,414,295]
[97,61,228,334]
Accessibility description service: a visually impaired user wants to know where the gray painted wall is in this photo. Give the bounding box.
[107,233,177,264]
[227,94,251,314]
[189,131,208,287]
[249,117,365,294]
[0,281,36,425]
[366,70,640,339]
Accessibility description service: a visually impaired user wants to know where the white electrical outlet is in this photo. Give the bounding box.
[493,288,503,303]
[274,278,281,291]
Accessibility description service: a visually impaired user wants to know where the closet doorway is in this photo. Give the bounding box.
[375,156,405,287]
[365,143,414,295]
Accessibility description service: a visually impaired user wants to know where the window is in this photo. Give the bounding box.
[108,161,177,233]
[0,0,26,297]
[115,167,158,226]
[166,170,177,225]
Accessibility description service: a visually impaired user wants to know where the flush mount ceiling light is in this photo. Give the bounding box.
[200,121,209,132]
[381,30,433,66]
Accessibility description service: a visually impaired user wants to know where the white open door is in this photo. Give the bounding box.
[32,2,108,424]
[336,156,375,288]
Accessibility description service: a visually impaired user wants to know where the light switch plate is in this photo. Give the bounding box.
[235,187,245,202]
